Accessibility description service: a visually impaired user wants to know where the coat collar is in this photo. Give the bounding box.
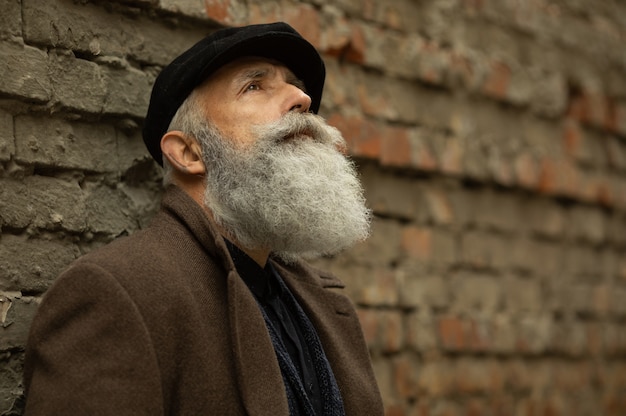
[160,185,236,273]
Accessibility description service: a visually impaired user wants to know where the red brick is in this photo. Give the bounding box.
[605,96,619,133]
[414,147,438,172]
[483,61,511,100]
[247,3,321,48]
[618,257,626,281]
[370,358,395,407]
[422,187,453,225]
[568,89,612,131]
[204,0,231,24]
[614,101,626,137]
[567,92,588,122]
[393,354,419,399]
[464,399,486,416]
[463,0,486,14]
[505,359,532,392]
[604,395,626,416]
[604,323,626,356]
[361,0,376,25]
[604,362,626,390]
[408,402,430,416]
[429,400,461,416]
[466,319,492,352]
[418,361,455,396]
[592,179,611,207]
[489,395,517,416]
[385,404,408,416]
[562,118,583,158]
[586,323,603,356]
[557,160,582,197]
[437,316,494,352]
[405,311,438,352]
[357,83,393,119]
[439,136,464,175]
[358,267,400,306]
[537,157,581,198]
[437,316,466,351]
[327,113,382,159]
[449,52,475,88]
[381,126,412,167]
[401,226,433,261]
[383,312,405,352]
[323,20,366,65]
[346,24,366,64]
[615,179,626,210]
[247,3,280,24]
[321,16,352,58]
[578,173,614,207]
[357,308,379,348]
[514,152,540,189]
[490,151,515,187]
[592,285,611,317]
[460,359,505,394]
[518,397,564,416]
[408,130,438,172]
[283,4,321,49]
[357,309,404,353]
[417,41,446,86]
[605,136,626,171]
[553,362,592,393]
[585,91,611,130]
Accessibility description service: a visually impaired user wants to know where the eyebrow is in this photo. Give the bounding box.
[232,67,269,89]
[234,65,307,93]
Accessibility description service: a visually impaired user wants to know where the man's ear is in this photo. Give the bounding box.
[160,131,206,175]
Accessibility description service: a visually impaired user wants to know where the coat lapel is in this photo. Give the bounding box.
[227,269,290,416]
[274,262,384,416]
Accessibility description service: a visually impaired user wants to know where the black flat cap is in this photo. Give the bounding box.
[142,22,326,166]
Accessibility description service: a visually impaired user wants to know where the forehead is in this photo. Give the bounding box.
[205,56,297,86]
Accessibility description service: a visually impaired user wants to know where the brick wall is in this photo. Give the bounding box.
[1,0,625,414]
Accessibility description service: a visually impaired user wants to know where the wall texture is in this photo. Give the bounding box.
[1,0,626,415]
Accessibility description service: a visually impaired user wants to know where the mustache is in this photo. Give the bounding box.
[253,112,343,147]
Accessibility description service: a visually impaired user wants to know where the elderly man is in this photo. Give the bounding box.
[23,22,383,415]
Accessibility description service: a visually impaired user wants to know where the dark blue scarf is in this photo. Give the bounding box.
[259,263,345,416]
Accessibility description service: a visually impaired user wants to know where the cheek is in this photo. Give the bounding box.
[212,102,285,147]
[228,113,283,146]
[217,123,256,149]
[238,100,284,125]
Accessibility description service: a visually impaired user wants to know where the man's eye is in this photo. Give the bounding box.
[245,83,261,92]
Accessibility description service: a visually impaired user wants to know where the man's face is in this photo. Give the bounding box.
[195,56,313,148]
[184,56,371,261]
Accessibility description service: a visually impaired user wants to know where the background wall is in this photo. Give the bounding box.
[1,0,625,415]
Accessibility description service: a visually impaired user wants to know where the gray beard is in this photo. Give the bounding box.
[196,112,371,262]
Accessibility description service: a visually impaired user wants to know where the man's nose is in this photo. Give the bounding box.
[284,84,312,114]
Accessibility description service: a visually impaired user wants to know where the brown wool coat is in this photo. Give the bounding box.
[23,185,383,416]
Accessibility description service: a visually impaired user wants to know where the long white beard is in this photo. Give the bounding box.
[197,112,371,262]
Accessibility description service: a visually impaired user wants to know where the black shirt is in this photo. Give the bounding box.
[225,240,323,415]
